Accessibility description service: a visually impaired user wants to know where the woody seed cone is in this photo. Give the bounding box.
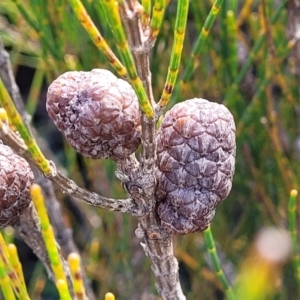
[46,69,141,159]
[156,98,236,234]
[0,143,34,227]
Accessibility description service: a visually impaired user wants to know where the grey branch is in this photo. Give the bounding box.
[142,236,186,300]
[120,1,186,299]
[48,162,140,215]
[119,1,155,107]
[0,118,140,216]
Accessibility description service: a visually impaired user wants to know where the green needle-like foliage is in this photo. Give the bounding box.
[0,256,16,300]
[149,0,166,42]
[0,234,30,299]
[141,0,151,27]
[204,226,235,300]
[56,280,72,300]
[225,10,238,81]
[7,244,28,296]
[158,0,189,109]
[68,0,127,76]
[31,184,72,299]
[101,0,154,118]
[68,253,88,299]
[11,0,63,60]
[0,79,52,175]
[182,0,224,85]
[69,0,154,118]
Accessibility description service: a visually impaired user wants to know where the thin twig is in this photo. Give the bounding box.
[0,115,141,216]
[119,0,155,106]
[141,234,186,299]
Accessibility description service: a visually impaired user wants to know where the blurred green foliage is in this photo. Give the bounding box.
[0,0,299,299]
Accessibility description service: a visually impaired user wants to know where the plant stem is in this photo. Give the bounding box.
[174,0,223,103]
[69,0,154,118]
[119,2,186,299]
[204,226,235,300]
[149,0,166,43]
[141,234,186,300]
[158,0,189,110]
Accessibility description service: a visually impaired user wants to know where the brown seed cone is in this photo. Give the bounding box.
[46,69,141,159]
[0,143,34,227]
[156,98,236,234]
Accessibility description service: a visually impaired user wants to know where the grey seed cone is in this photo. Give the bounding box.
[0,143,34,227]
[156,98,236,234]
[46,69,141,159]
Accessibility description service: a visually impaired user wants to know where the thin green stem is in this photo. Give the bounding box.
[220,1,230,85]
[69,0,154,118]
[49,0,65,56]
[236,39,293,135]
[182,0,223,84]
[0,255,16,300]
[158,0,189,110]
[288,189,300,293]
[171,0,223,104]
[31,184,72,299]
[7,245,28,296]
[229,0,238,13]
[35,0,57,53]
[204,226,235,300]
[26,66,44,116]
[0,233,30,299]
[149,0,166,43]
[0,78,52,175]
[226,10,238,79]
[141,0,151,27]
[237,75,269,136]
[100,0,153,118]
[56,280,73,300]
[68,0,126,76]
[68,253,87,299]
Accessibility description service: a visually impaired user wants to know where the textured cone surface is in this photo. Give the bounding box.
[156,98,236,234]
[0,143,34,227]
[46,69,141,159]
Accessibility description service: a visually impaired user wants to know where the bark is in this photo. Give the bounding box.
[141,235,186,300]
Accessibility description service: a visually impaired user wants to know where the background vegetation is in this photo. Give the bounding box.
[0,0,299,299]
